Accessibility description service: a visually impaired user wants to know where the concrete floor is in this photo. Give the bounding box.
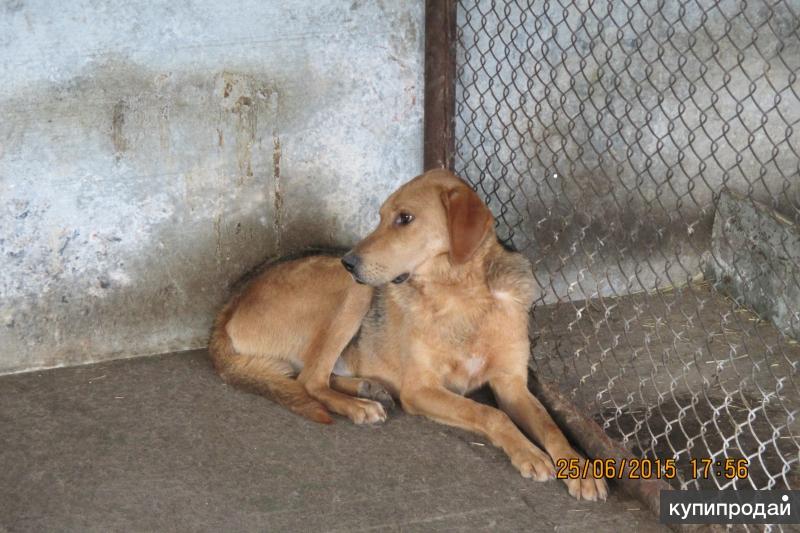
[0,350,666,532]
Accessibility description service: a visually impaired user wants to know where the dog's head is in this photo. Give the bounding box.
[342,169,494,286]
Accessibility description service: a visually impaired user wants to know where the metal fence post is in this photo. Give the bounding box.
[424,0,457,171]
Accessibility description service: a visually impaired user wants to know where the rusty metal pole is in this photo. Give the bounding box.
[423,0,457,171]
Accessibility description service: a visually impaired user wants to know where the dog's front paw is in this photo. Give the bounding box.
[357,380,395,410]
[510,443,556,481]
[560,454,608,502]
[344,397,387,425]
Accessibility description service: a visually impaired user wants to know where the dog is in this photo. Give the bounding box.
[209,169,608,501]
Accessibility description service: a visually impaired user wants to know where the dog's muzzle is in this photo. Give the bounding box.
[341,253,360,273]
[341,253,367,284]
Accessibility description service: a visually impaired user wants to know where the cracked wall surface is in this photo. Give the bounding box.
[0,0,424,374]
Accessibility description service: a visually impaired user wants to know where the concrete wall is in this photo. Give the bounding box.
[0,0,424,374]
[455,0,800,303]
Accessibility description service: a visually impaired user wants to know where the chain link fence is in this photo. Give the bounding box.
[453,0,800,500]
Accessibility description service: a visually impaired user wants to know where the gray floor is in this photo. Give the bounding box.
[0,350,666,532]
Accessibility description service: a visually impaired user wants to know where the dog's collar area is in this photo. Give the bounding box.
[391,273,410,284]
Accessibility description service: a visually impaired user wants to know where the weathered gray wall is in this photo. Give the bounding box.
[1,0,424,374]
[455,0,800,303]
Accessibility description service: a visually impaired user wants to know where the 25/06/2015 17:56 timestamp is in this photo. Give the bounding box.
[555,458,749,480]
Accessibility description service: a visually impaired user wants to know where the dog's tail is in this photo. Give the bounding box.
[209,303,333,425]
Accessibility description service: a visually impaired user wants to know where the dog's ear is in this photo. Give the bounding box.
[441,184,493,265]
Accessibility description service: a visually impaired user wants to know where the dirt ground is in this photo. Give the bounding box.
[0,350,665,532]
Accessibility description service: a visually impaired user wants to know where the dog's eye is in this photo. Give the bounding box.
[394,212,414,226]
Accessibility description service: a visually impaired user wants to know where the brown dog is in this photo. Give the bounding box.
[209,169,608,500]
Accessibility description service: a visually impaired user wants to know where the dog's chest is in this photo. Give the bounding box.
[444,352,489,395]
[363,283,517,394]
[435,309,502,395]
[432,291,523,395]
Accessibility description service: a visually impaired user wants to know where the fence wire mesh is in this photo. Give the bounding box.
[453,0,800,498]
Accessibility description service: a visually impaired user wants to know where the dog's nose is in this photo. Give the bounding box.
[341,253,360,273]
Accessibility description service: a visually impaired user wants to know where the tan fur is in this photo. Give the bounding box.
[209,294,333,424]
[209,169,608,501]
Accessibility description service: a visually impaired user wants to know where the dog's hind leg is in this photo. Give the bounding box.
[296,284,387,424]
[210,300,333,424]
[217,354,334,424]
